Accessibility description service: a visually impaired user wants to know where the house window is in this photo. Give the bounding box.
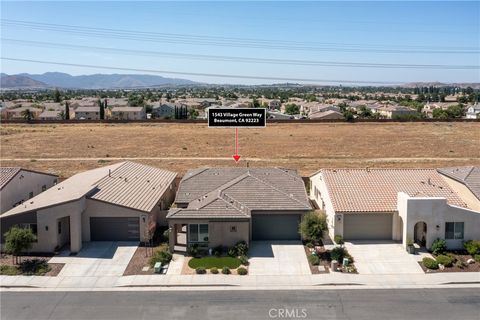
[19,223,38,237]
[29,191,34,199]
[42,185,47,192]
[445,222,464,240]
[58,221,62,234]
[230,226,237,232]
[189,224,209,243]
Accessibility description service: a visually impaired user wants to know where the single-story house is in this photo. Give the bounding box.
[110,107,146,120]
[73,106,100,120]
[38,110,63,120]
[1,167,58,214]
[4,106,43,120]
[167,168,311,252]
[465,104,480,119]
[310,168,480,250]
[377,105,417,118]
[0,161,177,253]
[309,110,344,120]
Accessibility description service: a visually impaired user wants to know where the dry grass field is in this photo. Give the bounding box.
[1,122,479,178]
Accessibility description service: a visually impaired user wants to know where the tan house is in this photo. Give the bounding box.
[0,162,177,253]
[38,110,63,120]
[308,110,343,120]
[167,168,311,252]
[310,168,480,250]
[110,107,146,120]
[73,106,100,120]
[0,167,58,214]
[4,106,43,120]
[377,105,417,118]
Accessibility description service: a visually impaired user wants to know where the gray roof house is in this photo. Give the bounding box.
[1,161,177,253]
[167,168,311,252]
[152,102,176,119]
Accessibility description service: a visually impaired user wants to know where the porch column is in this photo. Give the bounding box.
[70,211,82,253]
[168,222,176,253]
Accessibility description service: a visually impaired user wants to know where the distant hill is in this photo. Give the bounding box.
[3,72,198,89]
[402,82,480,89]
[0,74,48,88]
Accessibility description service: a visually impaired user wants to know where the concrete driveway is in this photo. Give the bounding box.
[344,241,424,274]
[49,241,138,277]
[248,241,310,275]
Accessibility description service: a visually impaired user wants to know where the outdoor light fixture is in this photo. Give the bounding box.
[45,226,48,231]
[141,215,146,223]
[436,225,440,230]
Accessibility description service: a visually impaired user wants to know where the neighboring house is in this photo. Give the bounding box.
[152,103,175,119]
[0,162,177,253]
[269,100,281,110]
[438,166,480,211]
[309,110,344,120]
[268,111,293,120]
[377,105,417,118]
[73,106,100,120]
[167,168,311,252]
[38,110,63,120]
[310,169,480,250]
[0,167,58,214]
[110,107,146,120]
[4,107,43,120]
[465,104,480,119]
[422,102,458,118]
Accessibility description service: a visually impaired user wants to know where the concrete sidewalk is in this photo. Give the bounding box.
[1,271,479,291]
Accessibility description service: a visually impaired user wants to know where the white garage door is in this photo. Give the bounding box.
[343,213,392,240]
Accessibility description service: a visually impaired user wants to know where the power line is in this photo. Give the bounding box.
[3,38,478,70]
[1,57,402,85]
[2,19,478,54]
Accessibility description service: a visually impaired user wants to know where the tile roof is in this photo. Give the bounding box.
[437,166,480,201]
[1,162,176,217]
[320,169,466,213]
[0,167,21,189]
[168,168,311,219]
[111,107,144,112]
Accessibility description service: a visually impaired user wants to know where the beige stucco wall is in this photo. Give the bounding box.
[168,218,250,252]
[310,172,337,239]
[439,175,480,212]
[398,192,480,250]
[1,170,57,214]
[82,199,149,242]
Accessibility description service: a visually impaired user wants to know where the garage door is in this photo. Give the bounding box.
[343,214,392,240]
[252,214,301,240]
[90,217,140,241]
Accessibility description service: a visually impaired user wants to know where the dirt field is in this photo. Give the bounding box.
[1,122,479,177]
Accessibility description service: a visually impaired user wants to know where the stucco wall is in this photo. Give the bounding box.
[398,192,480,249]
[1,170,57,214]
[310,172,338,239]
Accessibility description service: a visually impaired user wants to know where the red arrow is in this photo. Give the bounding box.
[232,128,241,162]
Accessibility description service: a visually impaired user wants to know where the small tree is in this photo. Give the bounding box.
[299,211,327,242]
[4,226,36,264]
[21,109,34,121]
[98,99,105,120]
[65,101,70,120]
[54,88,61,103]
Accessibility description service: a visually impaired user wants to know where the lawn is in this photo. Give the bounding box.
[188,256,241,269]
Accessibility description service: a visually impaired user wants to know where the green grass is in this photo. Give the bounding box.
[188,256,241,269]
[0,265,20,275]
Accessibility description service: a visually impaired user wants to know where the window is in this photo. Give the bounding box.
[189,224,209,243]
[58,221,62,234]
[29,191,34,199]
[445,222,464,240]
[42,185,47,192]
[19,223,38,237]
[230,226,237,232]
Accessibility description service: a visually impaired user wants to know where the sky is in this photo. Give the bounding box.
[1,1,479,85]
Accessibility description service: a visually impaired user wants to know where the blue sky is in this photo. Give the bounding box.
[1,1,479,85]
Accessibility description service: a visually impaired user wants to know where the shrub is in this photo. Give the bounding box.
[239,255,249,266]
[308,254,320,266]
[305,242,314,248]
[227,247,237,257]
[455,260,466,269]
[0,265,19,275]
[210,267,219,274]
[431,239,447,255]
[334,235,344,245]
[20,259,51,275]
[222,267,231,274]
[195,267,206,274]
[4,226,36,264]
[463,240,480,256]
[162,229,170,242]
[436,255,453,267]
[330,247,346,262]
[299,211,327,242]
[235,241,248,256]
[212,245,224,257]
[423,257,439,270]
[149,250,172,267]
[237,267,248,275]
[187,244,200,257]
[474,254,480,262]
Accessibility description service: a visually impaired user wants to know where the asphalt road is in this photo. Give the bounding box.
[1,288,479,320]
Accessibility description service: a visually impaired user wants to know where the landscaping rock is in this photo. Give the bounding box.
[467,258,475,264]
[439,264,445,270]
[318,265,326,272]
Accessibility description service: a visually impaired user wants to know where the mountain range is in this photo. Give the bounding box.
[0,72,198,89]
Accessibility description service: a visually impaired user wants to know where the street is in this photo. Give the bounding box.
[1,288,479,320]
